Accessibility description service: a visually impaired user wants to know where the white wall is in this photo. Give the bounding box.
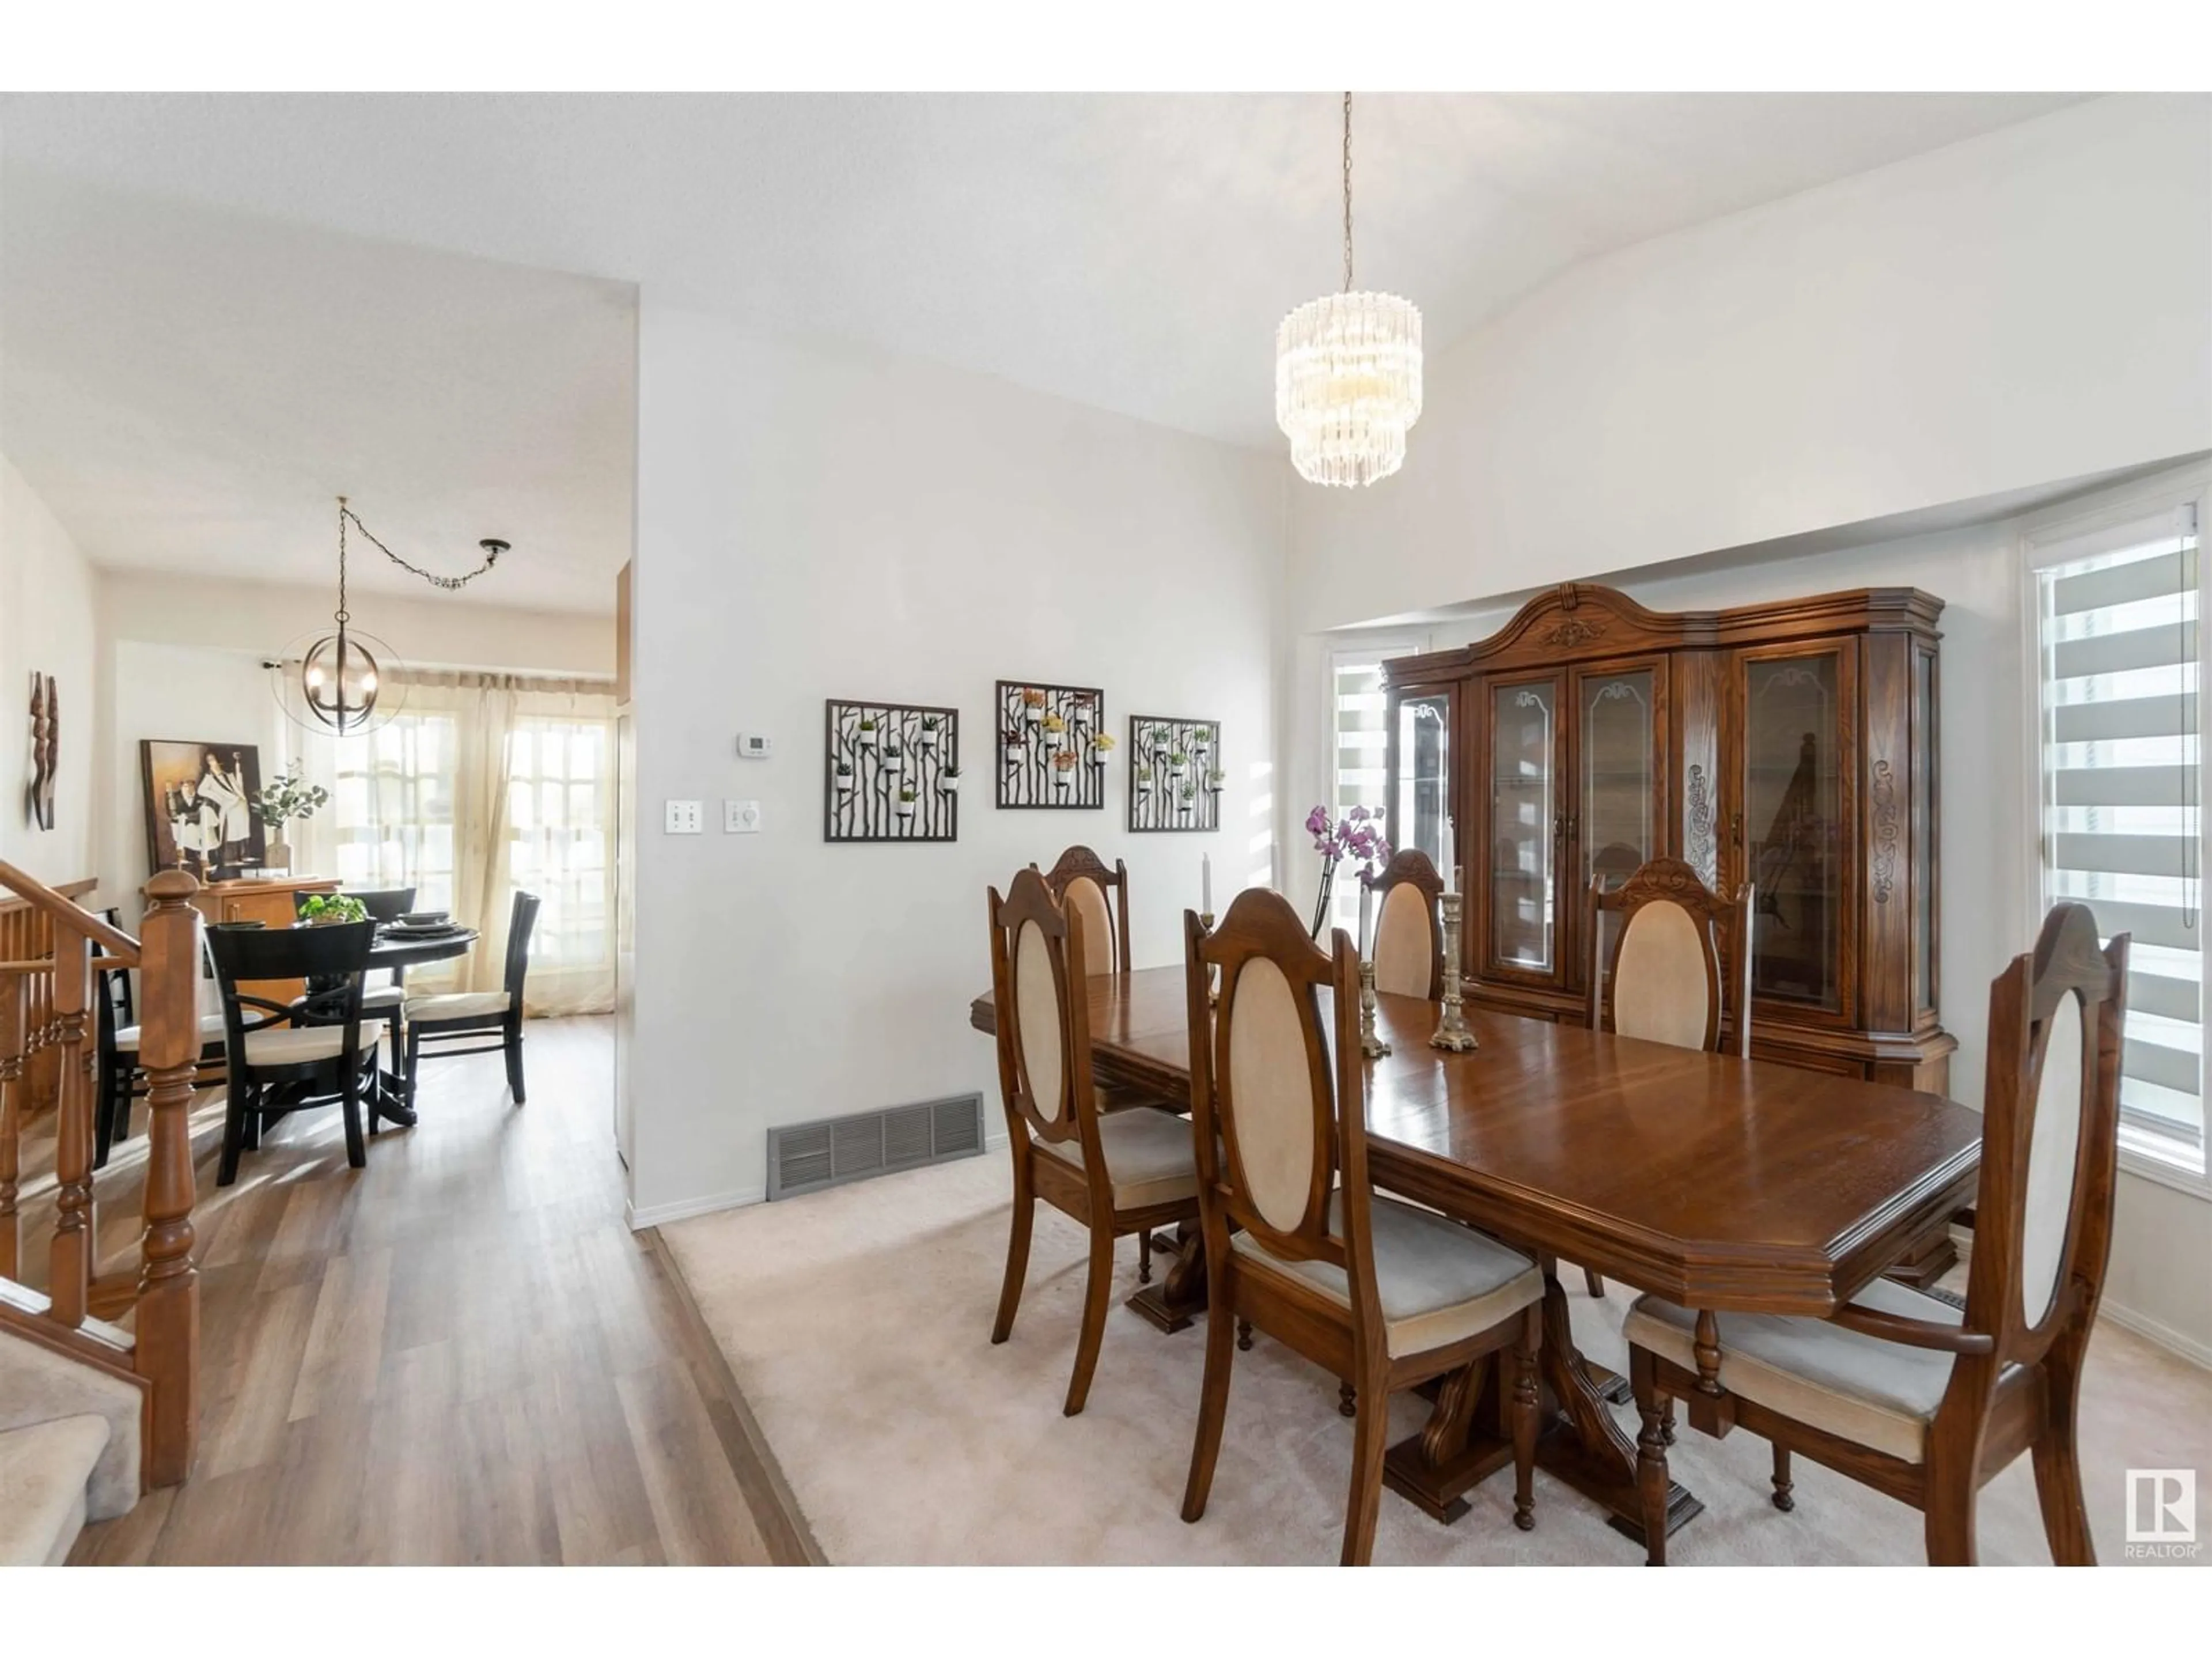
[627,313,1286,1224]
[1290,93,2212,634]
[0,452,100,885]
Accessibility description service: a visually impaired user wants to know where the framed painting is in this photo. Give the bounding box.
[142,739,267,878]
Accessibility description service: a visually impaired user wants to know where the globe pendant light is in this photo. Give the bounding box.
[1275,93,1423,488]
[274,497,406,738]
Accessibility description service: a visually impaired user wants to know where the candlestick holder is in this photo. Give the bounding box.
[1200,911,1218,1005]
[1429,891,1479,1052]
[1358,959,1391,1059]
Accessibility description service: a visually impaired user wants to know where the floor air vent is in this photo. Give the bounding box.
[766,1092,986,1200]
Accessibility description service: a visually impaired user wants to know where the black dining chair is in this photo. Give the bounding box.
[343,886,419,1015]
[93,907,228,1168]
[404,890,540,1109]
[206,918,387,1185]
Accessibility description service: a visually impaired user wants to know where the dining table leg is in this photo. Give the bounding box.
[1381,1263,1702,1548]
[1529,1263,1702,1548]
[1126,1221,1206,1334]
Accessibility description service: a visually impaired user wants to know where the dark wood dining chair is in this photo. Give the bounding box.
[1624,902,2129,1566]
[1177,888,1546,1566]
[403,889,538,1108]
[206,918,386,1185]
[345,886,418,1014]
[1578,857,1753,1296]
[1034,844,1131,976]
[93,956,228,1168]
[1360,847,1444,998]
[986,866,1201,1416]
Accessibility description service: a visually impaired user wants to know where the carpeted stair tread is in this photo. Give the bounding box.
[0,1414,110,1566]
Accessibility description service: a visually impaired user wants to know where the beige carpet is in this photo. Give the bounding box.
[662,1153,2212,1566]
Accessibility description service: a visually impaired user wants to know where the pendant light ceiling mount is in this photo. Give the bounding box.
[1275,92,1424,489]
[274,497,512,738]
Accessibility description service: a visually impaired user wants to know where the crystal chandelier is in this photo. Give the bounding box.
[1275,93,1423,488]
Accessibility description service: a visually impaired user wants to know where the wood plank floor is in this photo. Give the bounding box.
[14,1017,808,1565]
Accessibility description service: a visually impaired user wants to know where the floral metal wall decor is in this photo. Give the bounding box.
[1127,715,1222,833]
[824,699,961,843]
[995,681,1108,809]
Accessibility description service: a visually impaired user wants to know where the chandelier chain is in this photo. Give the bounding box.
[1341,91,1354,293]
[338,500,503,593]
[335,497,350,624]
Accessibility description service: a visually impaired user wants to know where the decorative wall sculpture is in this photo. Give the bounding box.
[824,699,961,843]
[1127,715,1222,833]
[995,680,1108,809]
[27,672,58,831]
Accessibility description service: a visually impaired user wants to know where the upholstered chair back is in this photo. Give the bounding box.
[1036,845,1131,976]
[1963,903,2129,1361]
[1587,857,1752,1058]
[1184,888,1382,1312]
[987,868,1099,1156]
[1362,848,1444,1000]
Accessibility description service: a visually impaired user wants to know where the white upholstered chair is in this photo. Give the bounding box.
[1580,857,1753,1297]
[1624,903,2130,1566]
[986,867,1201,1416]
[1361,848,1444,1000]
[1177,888,1545,1566]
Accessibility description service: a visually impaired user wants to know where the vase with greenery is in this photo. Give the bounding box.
[251,763,329,872]
[297,892,368,927]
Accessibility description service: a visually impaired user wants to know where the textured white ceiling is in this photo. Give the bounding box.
[0,92,2088,603]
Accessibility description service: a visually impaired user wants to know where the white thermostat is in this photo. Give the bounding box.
[737,733,773,759]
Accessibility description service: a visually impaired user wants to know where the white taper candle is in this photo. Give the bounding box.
[1202,853,1213,915]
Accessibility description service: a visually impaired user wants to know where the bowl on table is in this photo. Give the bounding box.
[397,911,451,928]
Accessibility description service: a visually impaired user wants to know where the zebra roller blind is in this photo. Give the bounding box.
[2035,500,2203,1164]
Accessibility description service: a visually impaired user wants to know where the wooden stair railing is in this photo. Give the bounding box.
[0,861,202,1490]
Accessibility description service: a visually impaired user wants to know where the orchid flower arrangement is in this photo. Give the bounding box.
[1303,804,1390,940]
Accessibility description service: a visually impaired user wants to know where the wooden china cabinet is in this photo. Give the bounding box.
[1384,582,1954,1095]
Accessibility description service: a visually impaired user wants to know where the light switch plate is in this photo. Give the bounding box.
[664,799,703,835]
[725,799,762,834]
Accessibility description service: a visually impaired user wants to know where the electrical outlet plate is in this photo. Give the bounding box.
[665,799,703,834]
[725,799,762,834]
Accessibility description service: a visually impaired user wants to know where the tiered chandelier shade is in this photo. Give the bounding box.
[1274,290,1424,488]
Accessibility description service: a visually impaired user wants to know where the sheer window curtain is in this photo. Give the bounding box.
[279,666,619,1016]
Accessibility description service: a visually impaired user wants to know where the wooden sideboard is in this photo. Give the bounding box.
[1384,582,1954,1096]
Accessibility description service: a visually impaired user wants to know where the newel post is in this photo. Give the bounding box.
[134,869,202,1487]
[0,970,22,1282]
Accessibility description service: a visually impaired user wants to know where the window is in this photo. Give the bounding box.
[506,714,615,995]
[2032,495,2206,1179]
[1329,643,1421,933]
[294,672,619,1013]
[327,711,460,914]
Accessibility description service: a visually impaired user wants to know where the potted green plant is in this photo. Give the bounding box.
[1206,767,1228,793]
[1168,748,1190,779]
[856,715,879,751]
[251,763,329,873]
[937,764,962,795]
[895,784,918,822]
[834,758,856,796]
[918,713,941,751]
[1134,765,1153,796]
[881,738,906,774]
[298,892,368,927]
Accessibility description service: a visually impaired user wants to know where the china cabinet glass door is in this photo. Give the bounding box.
[1738,644,1855,1017]
[1487,676,1562,978]
[1392,690,1452,874]
[1576,666,1660,891]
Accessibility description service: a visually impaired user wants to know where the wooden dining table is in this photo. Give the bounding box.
[969,964,1983,1550]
